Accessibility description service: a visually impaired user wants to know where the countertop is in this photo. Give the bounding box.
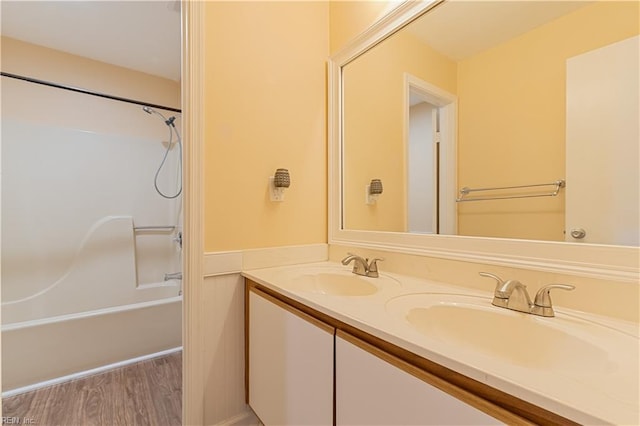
[243,261,639,425]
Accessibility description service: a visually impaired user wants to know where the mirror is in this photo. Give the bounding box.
[329,0,639,281]
[340,0,639,247]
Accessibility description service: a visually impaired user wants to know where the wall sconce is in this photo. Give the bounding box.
[366,178,383,204]
[270,168,290,202]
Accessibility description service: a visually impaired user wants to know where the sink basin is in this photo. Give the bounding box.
[385,293,638,380]
[286,273,377,296]
[385,293,639,422]
[278,267,400,296]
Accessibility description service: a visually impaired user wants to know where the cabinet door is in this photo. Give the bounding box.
[249,290,334,425]
[336,333,502,425]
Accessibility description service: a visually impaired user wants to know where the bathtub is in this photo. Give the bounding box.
[2,296,182,395]
[1,216,182,394]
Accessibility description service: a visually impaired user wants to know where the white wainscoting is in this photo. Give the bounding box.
[203,273,248,425]
[202,243,327,425]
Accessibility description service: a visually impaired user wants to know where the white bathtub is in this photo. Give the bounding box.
[2,296,182,394]
[1,215,183,394]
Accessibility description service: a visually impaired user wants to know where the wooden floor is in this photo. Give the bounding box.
[2,352,182,426]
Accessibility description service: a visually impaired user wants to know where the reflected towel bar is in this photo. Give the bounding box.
[456,179,565,202]
[133,226,176,231]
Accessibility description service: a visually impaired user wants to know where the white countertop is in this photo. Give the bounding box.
[243,261,639,425]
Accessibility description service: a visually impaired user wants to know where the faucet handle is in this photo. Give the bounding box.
[534,284,575,308]
[368,257,384,266]
[479,272,504,294]
[368,257,384,278]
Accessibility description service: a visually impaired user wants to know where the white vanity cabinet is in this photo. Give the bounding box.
[248,289,334,426]
[335,331,502,425]
[247,281,548,425]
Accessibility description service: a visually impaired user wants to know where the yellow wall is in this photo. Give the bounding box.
[457,1,640,241]
[203,1,328,252]
[342,30,456,231]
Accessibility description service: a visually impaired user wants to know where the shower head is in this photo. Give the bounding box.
[142,106,173,126]
[143,106,166,118]
[142,105,176,128]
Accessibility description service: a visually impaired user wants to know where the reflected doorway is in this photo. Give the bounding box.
[405,74,457,235]
[408,96,439,233]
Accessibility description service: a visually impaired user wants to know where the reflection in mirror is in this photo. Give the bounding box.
[342,1,639,246]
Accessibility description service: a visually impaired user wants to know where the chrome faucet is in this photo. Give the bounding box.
[341,253,383,278]
[494,279,534,313]
[480,272,575,317]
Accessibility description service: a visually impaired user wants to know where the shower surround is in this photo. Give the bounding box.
[1,65,182,393]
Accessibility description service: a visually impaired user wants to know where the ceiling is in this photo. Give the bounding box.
[0,1,592,82]
[1,1,181,82]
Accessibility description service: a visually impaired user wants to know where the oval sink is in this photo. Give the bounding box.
[386,293,639,422]
[279,267,400,297]
[385,293,637,377]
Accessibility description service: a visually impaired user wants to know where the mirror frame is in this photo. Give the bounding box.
[328,0,639,283]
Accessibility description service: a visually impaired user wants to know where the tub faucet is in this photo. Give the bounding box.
[480,272,575,317]
[341,253,383,278]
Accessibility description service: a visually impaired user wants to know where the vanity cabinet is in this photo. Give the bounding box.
[336,331,502,425]
[247,289,334,425]
[247,281,552,425]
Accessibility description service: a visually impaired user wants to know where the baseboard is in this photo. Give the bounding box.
[2,346,183,398]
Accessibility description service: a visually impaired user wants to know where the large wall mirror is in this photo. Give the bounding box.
[329,0,639,280]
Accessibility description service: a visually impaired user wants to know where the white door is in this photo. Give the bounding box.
[566,35,639,246]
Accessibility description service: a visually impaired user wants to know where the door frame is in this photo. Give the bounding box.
[403,73,457,235]
[181,1,205,424]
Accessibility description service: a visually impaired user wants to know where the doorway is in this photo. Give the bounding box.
[1,1,184,423]
[404,73,457,235]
